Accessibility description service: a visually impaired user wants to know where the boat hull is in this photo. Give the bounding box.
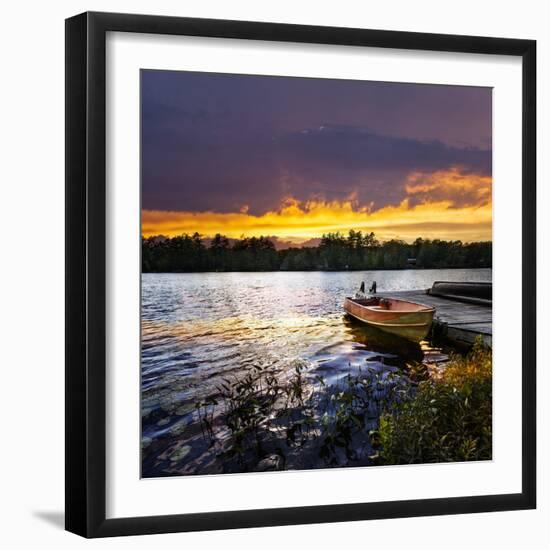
[344,297,435,342]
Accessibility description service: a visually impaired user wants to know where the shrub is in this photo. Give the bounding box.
[378,338,492,464]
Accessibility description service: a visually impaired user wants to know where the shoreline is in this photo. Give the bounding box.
[142,267,493,274]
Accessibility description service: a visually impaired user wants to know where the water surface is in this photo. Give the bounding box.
[141,269,491,476]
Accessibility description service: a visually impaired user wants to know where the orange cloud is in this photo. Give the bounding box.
[404,167,492,207]
[142,170,492,243]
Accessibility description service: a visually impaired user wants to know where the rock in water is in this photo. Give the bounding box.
[255,454,283,471]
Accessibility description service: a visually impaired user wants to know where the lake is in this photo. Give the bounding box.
[141,268,491,477]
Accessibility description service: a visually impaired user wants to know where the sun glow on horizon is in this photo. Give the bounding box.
[142,169,492,244]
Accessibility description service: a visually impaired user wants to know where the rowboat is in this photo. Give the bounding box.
[344,296,435,342]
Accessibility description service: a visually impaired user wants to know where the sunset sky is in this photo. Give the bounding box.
[141,70,492,245]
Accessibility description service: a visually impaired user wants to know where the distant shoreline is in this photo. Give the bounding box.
[142,233,492,272]
[142,266,493,274]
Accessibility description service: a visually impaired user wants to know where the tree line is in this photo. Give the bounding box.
[142,230,492,272]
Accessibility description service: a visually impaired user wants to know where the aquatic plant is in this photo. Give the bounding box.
[318,369,412,465]
[194,338,492,471]
[196,362,318,471]
[194,396,217,441]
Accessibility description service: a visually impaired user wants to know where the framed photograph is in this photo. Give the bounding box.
[65,11,536,537]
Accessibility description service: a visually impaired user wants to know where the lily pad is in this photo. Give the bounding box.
[170,445,192,462]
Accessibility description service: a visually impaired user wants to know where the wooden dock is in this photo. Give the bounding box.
[378,289,492,347]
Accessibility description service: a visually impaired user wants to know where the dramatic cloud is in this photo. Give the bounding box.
[142,169,492,243]
[272,125,491,209]
[278,125,491,173]
[141,124,491,215]
[141,70,492,242]
[404,168,492,208]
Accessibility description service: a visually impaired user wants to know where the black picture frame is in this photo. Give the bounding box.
[65,11,536,538]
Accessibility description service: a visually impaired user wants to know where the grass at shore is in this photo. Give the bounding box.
[377,338,492,464]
